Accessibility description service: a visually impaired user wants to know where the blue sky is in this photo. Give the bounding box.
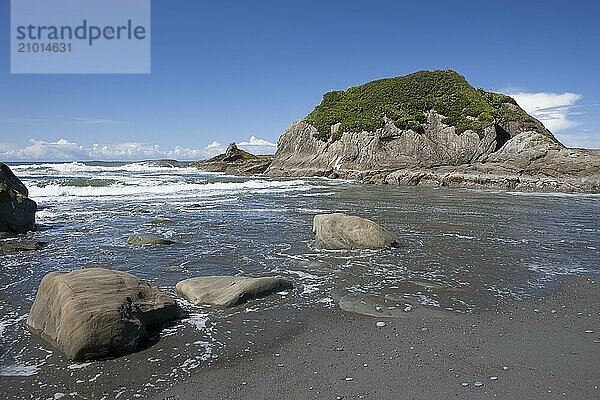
[1,0,599,161]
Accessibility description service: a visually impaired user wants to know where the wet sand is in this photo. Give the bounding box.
[154,276,599,400]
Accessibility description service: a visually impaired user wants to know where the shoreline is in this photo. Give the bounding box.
[154,275,599,400]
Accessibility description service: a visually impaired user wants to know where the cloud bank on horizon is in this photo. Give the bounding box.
[0,136,277,162]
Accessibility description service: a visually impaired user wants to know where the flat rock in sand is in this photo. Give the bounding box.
[337,292,409,318]
[26,268,178,360]
[176,276,293,308]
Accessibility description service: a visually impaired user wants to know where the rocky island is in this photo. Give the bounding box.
[265,70,600,193]
[190,142,274,175]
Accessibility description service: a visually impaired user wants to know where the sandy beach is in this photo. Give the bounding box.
[154,276,599,400]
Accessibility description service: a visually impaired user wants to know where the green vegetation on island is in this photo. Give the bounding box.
[306,70,543,141]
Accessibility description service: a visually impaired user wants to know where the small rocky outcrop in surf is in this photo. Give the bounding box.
[137,159,183,168]
[26,268,179,360]
[127,233,175,246]
[265,70,600,193]
[1,233,46,254]
[176,276,293,307]
[0,163,37,233]
[190,143,274,175]
[313,213,398,250]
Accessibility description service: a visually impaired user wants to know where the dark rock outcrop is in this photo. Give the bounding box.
[26,268,179,360]
[0,163,37,233]
[190,143,273,175]
[265,71,600,193]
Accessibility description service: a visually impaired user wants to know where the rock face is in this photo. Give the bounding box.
[265,71,600,193]
[313,213,398,250]
[26,268,178,360]
[190,143,273,175]
[382,133,600,192]
[0,163,37,233]
[127,233,175,246]
[176,276,293,307]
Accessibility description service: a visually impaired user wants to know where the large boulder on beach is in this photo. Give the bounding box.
[176,276,293,307]
[127,233,175,246]
[26,268,178,360]
[0,163,37,233]
[313,213,398,250]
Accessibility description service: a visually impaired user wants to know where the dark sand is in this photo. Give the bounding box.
[153,276,599,400]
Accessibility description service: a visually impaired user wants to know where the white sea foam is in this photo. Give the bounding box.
[67,362,93,370]
[28,179,315,202]
[0,363,41,376]
[183,313,210,331]
[0,313,27,340]
[10,161,194,175]
[442,233,476,240]
[506,191,600,198]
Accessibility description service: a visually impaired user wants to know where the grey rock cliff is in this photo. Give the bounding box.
[265,115,600,193]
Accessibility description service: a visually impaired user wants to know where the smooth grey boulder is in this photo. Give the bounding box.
[26,268,178,360]
[176,276,293,307]
[127,233,175,246]
[0,163,37,233]
[313,213,398,250]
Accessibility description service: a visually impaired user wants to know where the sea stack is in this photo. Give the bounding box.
[265,70,600,193]
[190,142,274,175]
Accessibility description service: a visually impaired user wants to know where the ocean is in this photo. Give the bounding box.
[1,161,599,399]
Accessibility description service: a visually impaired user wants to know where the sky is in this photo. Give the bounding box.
[1,0,599,161]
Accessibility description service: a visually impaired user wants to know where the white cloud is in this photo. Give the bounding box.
[199,136,277,158]
[509,91,582,133]
[238,136,277,147]
[9,139,88,160]
[504,91,600,148]
[205,141,222,149]
[236,136,277,155]
[0,136,278,161]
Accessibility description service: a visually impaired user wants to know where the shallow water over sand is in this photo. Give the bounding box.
[1,161,599,399]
